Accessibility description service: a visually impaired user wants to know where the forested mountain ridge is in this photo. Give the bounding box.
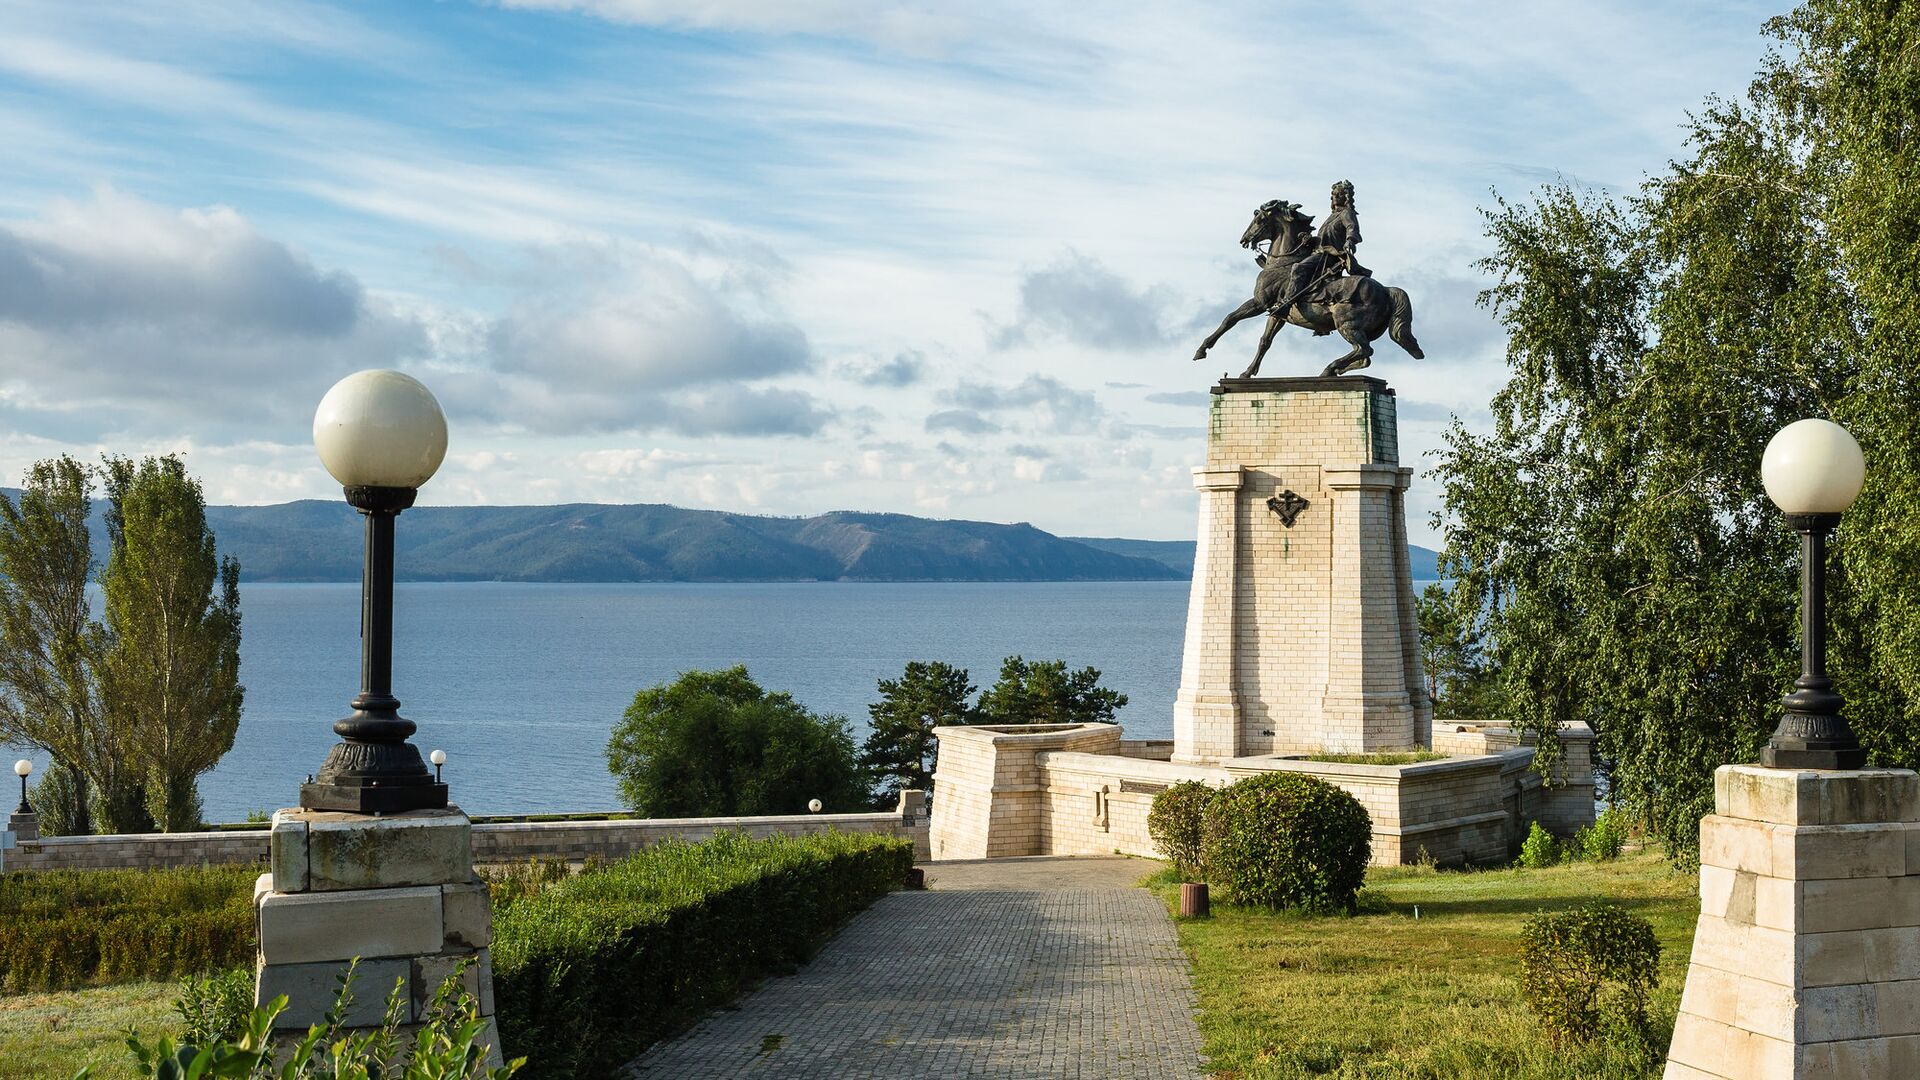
[202,502,1187,582]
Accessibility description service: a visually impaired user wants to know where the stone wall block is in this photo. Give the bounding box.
[1776,824,1906,881]
[300,809,473,891]
[441,879,493,950]
[270,813,310,893]
[412,950,485,1021]
[258,956,409,1030]
[1718,765,1920,827]
[258,885,444,965]
[1799,877,1897,934]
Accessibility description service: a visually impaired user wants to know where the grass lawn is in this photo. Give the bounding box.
[1152,848,1699,1080]
[0,980,176,1080]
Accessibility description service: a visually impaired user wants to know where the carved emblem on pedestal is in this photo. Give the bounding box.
[1267,489,1309,527]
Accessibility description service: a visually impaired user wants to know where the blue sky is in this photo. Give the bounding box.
[0,0,1783,542]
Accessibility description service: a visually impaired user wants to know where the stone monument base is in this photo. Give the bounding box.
[929,721,1593,866]
[1666,765,1920,1079]
[256,806,501,1064]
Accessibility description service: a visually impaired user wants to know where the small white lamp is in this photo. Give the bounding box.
[808,798,824,813]
[13,758,31,814]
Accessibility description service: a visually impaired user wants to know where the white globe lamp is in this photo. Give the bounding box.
[300,370,451,814]
[313,370,448,492]
[1759,417,1867,770]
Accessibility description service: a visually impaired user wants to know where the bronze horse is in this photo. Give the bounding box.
[1193,200,1423,377]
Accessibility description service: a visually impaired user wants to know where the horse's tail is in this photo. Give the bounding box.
[1387,286,1424,359]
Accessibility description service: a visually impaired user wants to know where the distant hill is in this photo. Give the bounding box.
[2,487,1444,583]
[1069,537,1443,580]
[200,502,1184,583]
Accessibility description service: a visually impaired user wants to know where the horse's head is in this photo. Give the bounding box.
[1241,200,1315,255]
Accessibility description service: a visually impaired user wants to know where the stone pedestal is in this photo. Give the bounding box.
[255,806,501,1063]
[1666,765,1920,1079]
[6,809,37,842]
[1171,376,1428,763]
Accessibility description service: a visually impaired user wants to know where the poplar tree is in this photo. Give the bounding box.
[98,455,245,832]
[1432,0,1920,857]
[0,457,105,835]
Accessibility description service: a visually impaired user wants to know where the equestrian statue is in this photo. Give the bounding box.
[1193,180,1423,378]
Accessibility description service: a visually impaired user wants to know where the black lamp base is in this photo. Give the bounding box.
[299,777,448,815]
[1761,744,1868,771]
[299,732,448,815]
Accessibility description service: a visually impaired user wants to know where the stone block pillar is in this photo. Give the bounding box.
[1170,376,1429,763]
[255,807,501,1063]
[6,808,36,842]
[1666,765,1920,1079]
[1173,467,1244,764]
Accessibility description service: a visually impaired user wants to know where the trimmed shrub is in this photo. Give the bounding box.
[1201,772,1371,913]
[492,829,914,1079]
[1520,902,1661,1042]
[1147,781,1217,881]
[1518,821,1562,868]
[0,865,255,991]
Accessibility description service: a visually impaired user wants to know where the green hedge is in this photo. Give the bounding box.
[0,865,256,991]
[492,829,914,1079]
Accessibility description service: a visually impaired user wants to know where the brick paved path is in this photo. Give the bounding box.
[623,856,1204,1079]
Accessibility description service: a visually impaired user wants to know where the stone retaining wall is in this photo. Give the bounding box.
[0,793,930,872]
[933,722,1595,866]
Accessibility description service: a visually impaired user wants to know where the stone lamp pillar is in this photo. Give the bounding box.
[1667,419,1919,1078]
[8,759,37,842]
[253,371,499,1060]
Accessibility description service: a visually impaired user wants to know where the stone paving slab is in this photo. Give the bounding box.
[623,856,1203,1079]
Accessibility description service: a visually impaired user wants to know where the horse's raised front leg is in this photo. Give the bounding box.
[1241,314,1283,378]
[1194,297,1266,361]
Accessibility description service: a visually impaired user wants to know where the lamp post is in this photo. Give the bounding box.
[430,749,446,784]
[300,370,451,814]
[12,759,28,814]
[1759,418,1867,770]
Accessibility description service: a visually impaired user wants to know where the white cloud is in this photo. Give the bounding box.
[0,1,1790,542]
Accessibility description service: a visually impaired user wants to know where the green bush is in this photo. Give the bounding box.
[492,829,914,1079]
[174,966,255,1045]
[1201,772,1371,913]
[1519,902,1661,1042]
[1579,808,1629,862]
[0,865,255,991]
[605,666,869,817]
[1147,781,1217,881]
[86,958,521,1079]
[1518,821,1562,868]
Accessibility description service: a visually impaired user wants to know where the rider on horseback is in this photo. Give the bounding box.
[1318,180,1371,280]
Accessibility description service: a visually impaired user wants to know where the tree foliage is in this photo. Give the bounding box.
[859,660,976,806]
[0,457,105,835]
[100,456,245,833]
[1431,1,1920,857]
[0,455,242,834]
[976,656,1127,726]
[605,666,867,817]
